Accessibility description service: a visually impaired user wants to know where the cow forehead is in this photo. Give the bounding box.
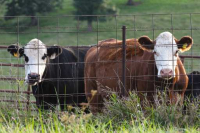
[156,32,176,46]
[24,39,47,56]
[155,32,178,52]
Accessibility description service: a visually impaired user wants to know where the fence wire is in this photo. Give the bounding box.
[0,13,199,113]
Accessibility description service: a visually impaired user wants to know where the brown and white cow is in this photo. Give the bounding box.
[84,32,193,113]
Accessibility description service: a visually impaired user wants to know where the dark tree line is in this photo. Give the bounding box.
[127,0,134,5]
[73,0,117,31]
[0,0,139,28]
[2,0,63,25]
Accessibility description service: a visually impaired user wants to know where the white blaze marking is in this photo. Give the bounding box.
[24,39,47,83]
[154,32,178,78]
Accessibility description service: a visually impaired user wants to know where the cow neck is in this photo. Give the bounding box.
[154,77,174,91]
[42,57,59,81]
[41,48,77,82]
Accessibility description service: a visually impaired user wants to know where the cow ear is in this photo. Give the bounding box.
[138,36,154,51]
[176,36,193,52]
[7,44,24,57]
[47,46,62,59]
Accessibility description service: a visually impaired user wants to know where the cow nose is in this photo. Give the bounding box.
[28,73,40,85]
[160,69,173,79]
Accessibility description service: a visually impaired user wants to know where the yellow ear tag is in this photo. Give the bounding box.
[14,53,19,57]
[182,43,187,49]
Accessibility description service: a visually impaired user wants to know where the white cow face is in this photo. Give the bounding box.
[138,32,193,79]
[7,39,62,85]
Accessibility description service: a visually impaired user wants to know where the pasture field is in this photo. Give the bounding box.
[0,92,199,132]
[0,0,199,132]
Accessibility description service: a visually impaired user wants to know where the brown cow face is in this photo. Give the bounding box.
[138,32,193,80]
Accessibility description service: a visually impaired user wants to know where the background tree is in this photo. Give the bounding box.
[127,0,134,5]
[73,0,117,31]
[126,0,142,6]
[4,0,63,25]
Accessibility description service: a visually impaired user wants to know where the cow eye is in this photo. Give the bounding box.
[42,53,47,60]
[153,51,158,56]
[24,55,29,62]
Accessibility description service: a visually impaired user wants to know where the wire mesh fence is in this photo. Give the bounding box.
[0,13,199,113]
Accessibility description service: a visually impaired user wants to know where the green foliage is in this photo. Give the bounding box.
[5,0,63,16]
[4,0,63,25]
[99,92,145,124]
[73,0,117,16]
[0,91,199,132]
[146,91,200,127]
[127,0,134,5]
[73,0,117,30]
[98,91,200,128]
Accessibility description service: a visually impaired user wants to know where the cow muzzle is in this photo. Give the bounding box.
[160,68,173,79]
[27,73,40,85]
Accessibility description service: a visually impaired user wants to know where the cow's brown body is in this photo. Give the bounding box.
[85,38,189,113]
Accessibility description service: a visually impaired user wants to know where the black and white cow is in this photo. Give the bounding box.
[7,38,89,110]
[185,71,200,99]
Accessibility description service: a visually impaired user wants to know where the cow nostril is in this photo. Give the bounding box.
[160,70,164,74]
[28,73,40,80]
[160,69,173,77]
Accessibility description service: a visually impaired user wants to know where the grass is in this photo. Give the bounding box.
[0,91,199,132]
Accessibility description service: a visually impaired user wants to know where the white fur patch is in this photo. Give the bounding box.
[49,53,56,59]
[154,32,178,78]
[24,39,47,83]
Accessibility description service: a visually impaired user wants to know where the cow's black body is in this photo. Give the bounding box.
[185,71,200,99]
[32,47,89,110]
